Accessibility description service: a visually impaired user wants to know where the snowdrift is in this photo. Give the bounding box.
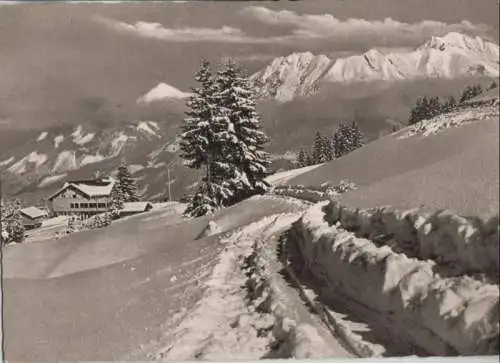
[286,202,499,356]
[323,201,499,278]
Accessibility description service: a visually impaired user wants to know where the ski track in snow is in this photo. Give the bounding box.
[155,214,293,360]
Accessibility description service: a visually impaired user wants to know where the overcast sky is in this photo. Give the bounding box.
[0,0,498,130]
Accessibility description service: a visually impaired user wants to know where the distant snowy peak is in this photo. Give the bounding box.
[252,32,500,102]
[138,83,191,103]
[419,32,499,56]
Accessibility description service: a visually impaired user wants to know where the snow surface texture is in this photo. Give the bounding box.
[265,164,324,186]
[138,83,191,103]
[251,32,499,102]
[323,200,499,279]
[155,213,346,360]
[400,101,499,139]
[286,201,499,355]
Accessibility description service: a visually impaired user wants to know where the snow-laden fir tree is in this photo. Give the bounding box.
[179,59,235,215]
[109,183,125,220]
[4,199,25,243]
[459,84,483,103]
[211,59,271,204]
[346,121,365,151]
[116,161,138,202]
[312,131,326,164]
[333,122,349,158]
[332,122,364,158]
[443,96,457,112]
[296,147,308,168]
[322,134,334,162]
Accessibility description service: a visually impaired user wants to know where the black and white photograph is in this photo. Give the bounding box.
[0,0,499,361]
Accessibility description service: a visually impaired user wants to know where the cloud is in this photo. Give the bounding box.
[242,6,491,42]
[93,16,271,43]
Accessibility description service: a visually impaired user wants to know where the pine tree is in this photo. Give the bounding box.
[444,96,456,112]
[4,199,25,243]
[212,59,271,204]
[408,97,422,125]
[459,84,483,103]
[296,147,307,168]
[305,150,314,166]
[332,122,365,158]
[349,121,365,150]
[322,135,334,162]
[429,96,441,118]
[179,60,234,215]
[312,131,326,164]
[488,81,498,90]
[116,161,138,202]
[183,183,219,218]
[109,184,125,219]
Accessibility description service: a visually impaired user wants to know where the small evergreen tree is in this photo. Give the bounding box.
[4,199,25,243]
[333,122,349,158]
[408,97,422,125]
[429,96,441,118]
[459,84,483,103]
[296,147,308,168]
[183,182,219,218]
[312,131,326,164]
[305,150,314,166]
[332,122,365,158]
[116,161,138,202]
[109,184,125,219]
[348,121,365,150]
[322,135,334,162]
[443,95,457,112]
[488,81,498,90]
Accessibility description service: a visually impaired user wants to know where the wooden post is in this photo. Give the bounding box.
[167,167,172,202]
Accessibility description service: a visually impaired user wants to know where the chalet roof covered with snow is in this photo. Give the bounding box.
[20,206,48,220]
[122,202,153,213]
[48,177,116,200]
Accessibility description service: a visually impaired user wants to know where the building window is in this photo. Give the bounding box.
[98,203,106,208]
[81,203,88,208]
[89,203,97,208]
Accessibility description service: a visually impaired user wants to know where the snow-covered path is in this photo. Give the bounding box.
[150,212,354,360]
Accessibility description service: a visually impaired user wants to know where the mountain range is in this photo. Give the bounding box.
[250,32,499,102]
[0,32,498,204]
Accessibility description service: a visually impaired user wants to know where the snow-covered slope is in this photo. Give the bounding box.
[138,83,192,103]
[252,32,500,102]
